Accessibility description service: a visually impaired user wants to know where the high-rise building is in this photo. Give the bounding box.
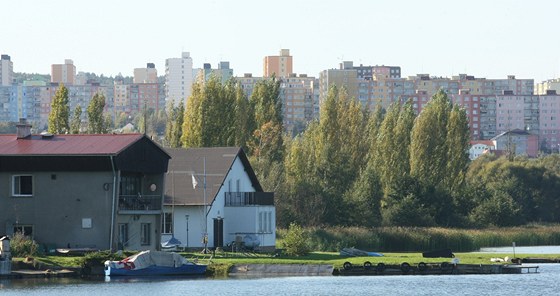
[194,62,233,84]
[0,54,13,86]
[165,52,193,106]
[535,78,560,95]
[133,63,158,84]
[51,59,76,85]
[263,49,293,78]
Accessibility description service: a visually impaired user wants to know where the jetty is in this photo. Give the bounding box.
[335,262,539,276]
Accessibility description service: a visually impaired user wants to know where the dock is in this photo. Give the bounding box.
[335,262,539,276]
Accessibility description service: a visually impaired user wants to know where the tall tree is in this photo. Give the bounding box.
[87,92,107,134]
[444,104,471,193]
[48,83,70,134]
[70,105,82,134]
[410,89,452,186]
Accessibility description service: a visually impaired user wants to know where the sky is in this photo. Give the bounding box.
[2,0,560,83]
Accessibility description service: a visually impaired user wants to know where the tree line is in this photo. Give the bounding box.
[47,77,560,228]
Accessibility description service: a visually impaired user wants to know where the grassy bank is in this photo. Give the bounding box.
[277,224,560,252]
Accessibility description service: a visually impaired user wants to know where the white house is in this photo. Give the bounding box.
[469,140,495,160]
[161,147,275,252]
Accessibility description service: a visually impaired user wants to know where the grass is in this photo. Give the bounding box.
[25,250,560,276]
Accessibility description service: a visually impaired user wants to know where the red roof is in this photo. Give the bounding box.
[0,134,144,155]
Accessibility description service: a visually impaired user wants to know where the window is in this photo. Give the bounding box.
[162,213,173,234]
[13,175,33,196]
[13,225,33,237]
[118,223,129,248]
[141,223,151,245]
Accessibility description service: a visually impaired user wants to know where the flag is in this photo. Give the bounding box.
[192,174,198,189]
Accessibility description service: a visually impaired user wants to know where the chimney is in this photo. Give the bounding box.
[16,118,32,139]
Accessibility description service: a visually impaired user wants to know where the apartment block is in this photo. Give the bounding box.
[280,74,319,134]
[536,78,560,96]
[194,62,233,84]
[51,59,76,85]
[165,52,193,107]
[0,54,13,86]
[538,92,560,152]
[263,49,293,78]
[134,63,158,84]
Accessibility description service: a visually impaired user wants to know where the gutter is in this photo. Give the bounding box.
[110,155,117,252]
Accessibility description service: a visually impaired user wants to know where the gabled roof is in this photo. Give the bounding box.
[164,147,262,206]
[491,129,530,140]
[470,140,495,147]
[0,134,145,156]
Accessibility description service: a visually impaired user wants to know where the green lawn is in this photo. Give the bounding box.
[29,251,558,271]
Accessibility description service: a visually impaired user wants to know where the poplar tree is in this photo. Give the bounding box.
[87,92,107,134]
[48,83,70,134]
[410,89,452,186]
[444,104,471,193]
[70,105,82,134]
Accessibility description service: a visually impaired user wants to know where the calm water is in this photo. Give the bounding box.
[2,246,560,296]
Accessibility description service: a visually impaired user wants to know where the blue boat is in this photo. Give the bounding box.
[104,250,207,276]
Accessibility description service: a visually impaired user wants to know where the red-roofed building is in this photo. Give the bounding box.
[0,119,170,251]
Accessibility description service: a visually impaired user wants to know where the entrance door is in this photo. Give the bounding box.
[213,218,224,248]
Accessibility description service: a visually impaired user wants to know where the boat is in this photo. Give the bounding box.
[422,248,455,258]
[340,247,383,257]
[104,250,206,276]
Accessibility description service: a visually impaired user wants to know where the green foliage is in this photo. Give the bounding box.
[87,92,107,134]
[10,232,39,257]
[80,250,126,268]
[278,225,560,253]
[164,100,184,148]
[281,223,310,256]
[48,83,70,134]
[70,105,82,134]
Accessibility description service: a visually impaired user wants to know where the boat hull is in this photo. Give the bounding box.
[105,264,207,276]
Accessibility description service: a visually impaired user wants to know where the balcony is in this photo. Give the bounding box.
[225,192,274,207]
[118,194,162,214]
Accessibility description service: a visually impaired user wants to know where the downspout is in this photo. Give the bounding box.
[110,155,117,252]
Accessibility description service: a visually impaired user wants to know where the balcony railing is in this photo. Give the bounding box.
[225,192,274,206]
[118,194,162,211]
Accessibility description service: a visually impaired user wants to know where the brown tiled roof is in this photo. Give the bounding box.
[0,134,144,155]
[164,147,261,206]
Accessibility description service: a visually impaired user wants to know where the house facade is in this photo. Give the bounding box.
[162,147,275,252]
[0,120,170,251]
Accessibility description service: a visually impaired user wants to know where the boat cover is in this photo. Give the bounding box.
[106,250,190,270]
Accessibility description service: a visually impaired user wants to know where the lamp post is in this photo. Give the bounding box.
[185,215,189,249]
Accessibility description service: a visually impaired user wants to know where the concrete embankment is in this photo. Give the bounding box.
[229,264,334,276]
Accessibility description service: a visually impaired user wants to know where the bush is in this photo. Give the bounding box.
[80,250,126,268]
[10,232,39,257]
[281,222,310,256]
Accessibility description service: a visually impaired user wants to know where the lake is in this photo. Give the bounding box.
[2,245,560,295]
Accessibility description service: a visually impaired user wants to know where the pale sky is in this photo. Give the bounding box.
[2,0,560,82]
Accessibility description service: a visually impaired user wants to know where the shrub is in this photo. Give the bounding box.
[10,232,39,257]
[80,250,125,268]
[281,222,310,256]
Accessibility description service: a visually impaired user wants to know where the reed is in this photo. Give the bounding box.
[277,224,560,252]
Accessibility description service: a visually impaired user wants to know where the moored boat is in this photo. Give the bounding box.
[104,250,206,276]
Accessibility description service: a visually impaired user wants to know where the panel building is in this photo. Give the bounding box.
[51,59,76,85]
[165,52,193,106]
[0,54,13,86]
[263,49,293,78]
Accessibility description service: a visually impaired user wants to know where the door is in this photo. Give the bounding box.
[213,218,224,248]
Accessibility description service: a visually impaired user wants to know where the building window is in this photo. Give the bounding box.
[12,175,33,196]
[162,213,173,234]
[118,223,129,248]
[141,223,151,245]
[13,225,33,237]
[258,212,263,233]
